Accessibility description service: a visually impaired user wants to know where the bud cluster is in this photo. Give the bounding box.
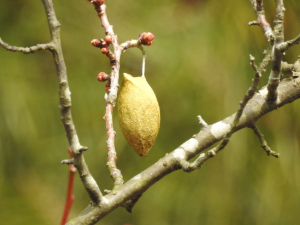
[139,32,155,46]
[91,35,112,54]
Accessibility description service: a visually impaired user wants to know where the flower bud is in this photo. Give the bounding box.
[97,72,109,82]
[101,46,109,54]
[91,39,102,48]
[139,32,155,46]
[104,35,112,45]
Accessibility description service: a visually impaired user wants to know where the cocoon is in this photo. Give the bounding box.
[118,73,160,156]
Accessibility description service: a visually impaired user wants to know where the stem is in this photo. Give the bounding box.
[61,149,76,225]
[41,0,102,203]
[97,3,124,189]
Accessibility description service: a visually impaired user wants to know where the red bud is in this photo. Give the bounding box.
[104,35,112,45]
[139,32,155,46]
[101,47,109,54]
[97,72,109,82]
[91,39,102,48]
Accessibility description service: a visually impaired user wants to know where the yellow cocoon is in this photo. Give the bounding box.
[117,73,160,157]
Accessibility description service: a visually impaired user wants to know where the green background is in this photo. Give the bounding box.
[1,0,300,224]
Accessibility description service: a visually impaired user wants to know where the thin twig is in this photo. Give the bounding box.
[251,124,280,158]
[181,55,262,172]
[89,1,124,190]
[0,0,103,204]
[41,0,103,203]
[67,68,300,225]
[0,38,54,53]
[249,0,273,40]
[277,34,300,52]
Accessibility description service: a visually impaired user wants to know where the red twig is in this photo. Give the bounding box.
[61,149,76,225]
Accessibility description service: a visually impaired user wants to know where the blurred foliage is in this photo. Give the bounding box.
[1,0,300,224]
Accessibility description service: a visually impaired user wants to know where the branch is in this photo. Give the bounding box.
[40,0,102,203]
[0,38,54,53]
[90,2,155,192]
[91,2,125,191]
[266,0,285,101]
[277,34,300,52]
[0,0,103,207]
[249,0,273,40]
[180,55,262,172]
[251,124,280,158]
[67,57,300,224]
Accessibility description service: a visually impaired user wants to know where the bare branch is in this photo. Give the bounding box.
[266,0,286,101]
[0,37,53,53]
[249,0,273,40]
[87,1,124,191]
[120,39,140,53]
[181,55,262,172]
[277,34,300,52]
[40,0,103,203]
[67,73,300,224]
[251,123,280,158]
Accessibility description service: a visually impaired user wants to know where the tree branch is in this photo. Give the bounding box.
[67,72,300,224]
[88,1,124,191]
[266,0,285,101]
[0,38,54,53]
[180,55,262,172]
[249,0,273,40]
[250,123,280,157]
[40,0,102,203]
